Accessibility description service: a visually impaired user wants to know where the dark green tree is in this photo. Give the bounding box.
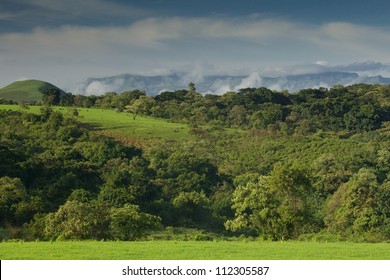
[42,88,61,106]
[0,176,27,226]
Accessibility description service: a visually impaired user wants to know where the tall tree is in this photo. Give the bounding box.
[42,88,61,106]
[325,168,389,237]
[226,164,316,240]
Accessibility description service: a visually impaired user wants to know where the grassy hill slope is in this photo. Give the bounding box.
[0,105,191,142]
[0,79,65,103]
[73,107,192,143]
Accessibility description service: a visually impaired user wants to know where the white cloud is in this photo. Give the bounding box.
[85,78,125,96]
[312,22,390,60]
[3,16,389,56]
[209,79,233,95]
[1,16,390,88]
[234,72,263,90]
[315,60,329,66]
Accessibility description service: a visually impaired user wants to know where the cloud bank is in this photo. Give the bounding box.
[74,61,390,96]
[0,15,390,89]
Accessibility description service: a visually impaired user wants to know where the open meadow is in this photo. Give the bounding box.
[0,105,191,142]
[0,241,389,260]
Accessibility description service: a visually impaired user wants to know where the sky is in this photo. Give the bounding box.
[1,0,390,91]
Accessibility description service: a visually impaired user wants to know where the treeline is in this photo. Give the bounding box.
[0,83,389,241]
[29,83,390,135]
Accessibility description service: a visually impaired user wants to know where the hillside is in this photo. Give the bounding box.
[0,82,389,242]
[0,79,65,103]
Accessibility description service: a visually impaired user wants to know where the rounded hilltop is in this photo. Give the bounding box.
[0,79,65,103]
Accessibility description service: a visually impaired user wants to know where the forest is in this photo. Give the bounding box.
[0,83,389,242]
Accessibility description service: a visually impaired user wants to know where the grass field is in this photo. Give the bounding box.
[0,241,389,260]
[74,107,191,142]
[0,105,191,141]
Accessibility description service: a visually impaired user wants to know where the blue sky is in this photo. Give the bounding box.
[1,0,390,90]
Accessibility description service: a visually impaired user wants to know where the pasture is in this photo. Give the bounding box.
[0,105,191,141]
[69,107,191,142]
[0,241,389,260]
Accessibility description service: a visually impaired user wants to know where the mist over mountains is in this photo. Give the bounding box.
[73,62,390,96]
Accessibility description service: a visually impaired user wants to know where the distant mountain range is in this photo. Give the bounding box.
[2,71,390,103]
[74,71,390,96]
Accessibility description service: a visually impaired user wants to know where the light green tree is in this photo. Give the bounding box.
[109,204,161,240]
[312,153,351,195]
[225,164,316,240]
[325,168,389,237]
[125,96,153,120]
[44,200,110,240]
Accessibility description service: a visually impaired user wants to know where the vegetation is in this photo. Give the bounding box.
[0,82,389,245]
[1,240,389,260]
[0,105,191,142]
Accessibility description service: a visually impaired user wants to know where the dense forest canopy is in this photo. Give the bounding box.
[0,83,389,241]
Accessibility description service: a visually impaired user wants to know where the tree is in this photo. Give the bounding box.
[101,156,153,203]
[0,145,20,178]
[250,103,285,129]
[268,163,317,238]
[125,96,153,120]
[172,191,211,227]
[98,185,134,208]
[325,168,388,237]
[60,93,74,106]
[344,104,381,131]
[228,105,247,127]
[225,176,278,238]
[42,88,61,106]
[226,164,316,240]
[118,90,146,110]
[162,152,219,196]
[312,154,351,195]
[0,176,27,226]
[95,92,118,109]
[109,204,161,240]
[188,82,196,93]
[43,200,110,240]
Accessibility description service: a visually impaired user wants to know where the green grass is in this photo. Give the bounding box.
[0,241,389,260]
[0,104,41,113]
[0,105,191,141]
[74,108,191,141]
[0,105,242,142]
[0,80,64,103]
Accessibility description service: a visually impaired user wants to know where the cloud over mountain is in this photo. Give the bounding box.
[73,62,390,96]
[1,12,390,89]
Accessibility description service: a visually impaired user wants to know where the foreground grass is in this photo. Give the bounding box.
[0,241,389,260]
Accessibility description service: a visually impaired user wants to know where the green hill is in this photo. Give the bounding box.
[0,79,65,103]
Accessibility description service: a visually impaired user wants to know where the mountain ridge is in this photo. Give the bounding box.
[74,71,390,96]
